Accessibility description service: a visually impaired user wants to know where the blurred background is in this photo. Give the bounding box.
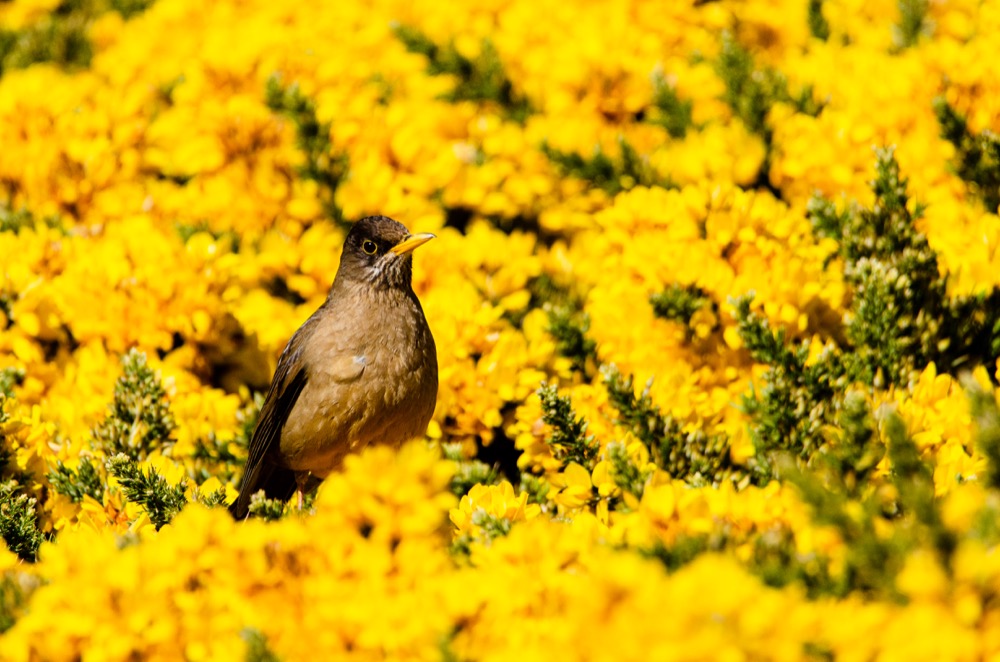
[3,1,1000,657]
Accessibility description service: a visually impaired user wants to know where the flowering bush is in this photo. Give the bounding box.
[3,0,1000,658]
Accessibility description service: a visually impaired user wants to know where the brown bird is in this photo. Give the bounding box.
[230,215,438,518]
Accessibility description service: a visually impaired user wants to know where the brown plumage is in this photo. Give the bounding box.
[229,215,438,519]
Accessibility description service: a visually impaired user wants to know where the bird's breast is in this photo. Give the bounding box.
[278,290,437,477]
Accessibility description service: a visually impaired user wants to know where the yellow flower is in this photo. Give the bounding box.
[450,481,540,536]
[1,0,1000,655]
[590,460,619,498]
[550,462,594,510]
[897,549,950,602]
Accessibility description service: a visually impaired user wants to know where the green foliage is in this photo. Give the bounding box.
[773,408,956,600]
[755,391,885,596]
[109,0,155,19]
[0,206,34,235]
[518,472,551,506]
[502,273,572,330]
[546,303,598,377]
[748,526,834,594]
[197,486,228,508]
[714,35,820,191]
[650,283,718,341]
[733,295,848,479]
[0,293,12,330]
[175,221,241,253]
[716,36,773,139]
[247,492,288,521]
[643,535,714,572]
[541,138,673,197]
[265,75,349,227]
[0,0,155,77]
[885,414,955,562]
[242,627,282,662]
[606,440,650,499]
[237,392,264,449]
[191,432,243,485]
[895,0,931,48]
[810,149,927,264]
[1,573,33,633]
[779,462,894,598]
[603,365,735,484]
[0,2,92,76]
[471,510,513,540]
[809,148,1000,386]
[1,205,63,235]
[0,368,24,399]
[823,391,885,496]
[0,420,8,477]
[208,389,262,471]
[967,377,1000,491]
[537,384,599,469]
[965,493,1000,547]
[48,457,104,503]
[205,391,262,489]
[0,480,44,561]
[442,443,499,497]
[106,453,187,529]
[642,505,839,596]
[808,0,831,41]
[716,36,820,142]
[450,508,517,556]
[739,150,1000,485]
[92,349,175,460]
[848,261,919,385]
[648,74,693,139]
[438,632,461,662]
[394,26,532,123]
[934,98,1000,212]
[603,366,673,451]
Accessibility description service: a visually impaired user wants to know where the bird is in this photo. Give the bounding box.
[229,215,438,519]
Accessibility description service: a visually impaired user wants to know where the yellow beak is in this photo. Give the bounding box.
[390,233,436,255]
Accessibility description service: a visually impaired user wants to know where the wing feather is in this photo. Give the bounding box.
[229,309,324,518]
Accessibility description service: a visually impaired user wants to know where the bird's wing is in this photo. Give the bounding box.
[230,312,319,518]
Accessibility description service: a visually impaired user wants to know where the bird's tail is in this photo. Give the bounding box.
[229,464,297,519]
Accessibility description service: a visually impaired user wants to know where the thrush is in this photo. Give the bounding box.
[229,215,438,519]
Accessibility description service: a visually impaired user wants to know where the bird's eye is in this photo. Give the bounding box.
[362,240,378,255]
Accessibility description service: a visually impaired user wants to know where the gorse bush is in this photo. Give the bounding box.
[394,25,533,124]
[91,349,175,460]
[265,75,350,228]
[2,0,1000,658]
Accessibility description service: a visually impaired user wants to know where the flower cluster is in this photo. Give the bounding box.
[3,0,1000,658]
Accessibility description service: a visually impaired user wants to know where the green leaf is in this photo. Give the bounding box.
[541,138,674,197]
[394,26,532,123]
[265,75,349,228]
[537,383,599,469]
[91,349,176,460]
[48,457,105,503]
[106,454,188,529]
[0,480,44,561]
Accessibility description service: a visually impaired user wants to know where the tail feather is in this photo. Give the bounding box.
[229,463,297,519]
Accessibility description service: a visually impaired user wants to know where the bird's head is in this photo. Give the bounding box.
[336,215,435,290]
